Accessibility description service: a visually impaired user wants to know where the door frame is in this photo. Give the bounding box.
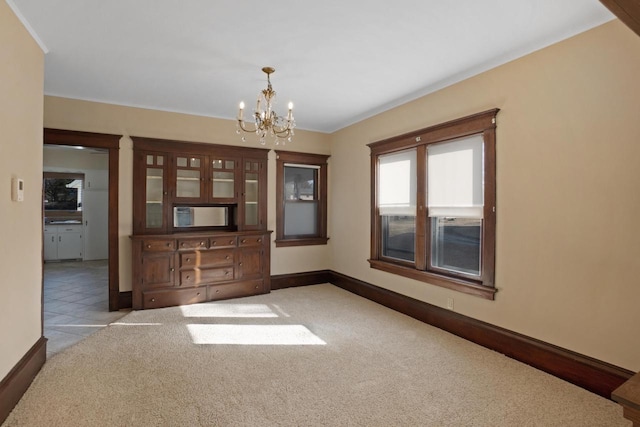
[44,128,122,311]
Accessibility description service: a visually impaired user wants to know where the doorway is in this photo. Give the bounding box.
[43,128,121,311]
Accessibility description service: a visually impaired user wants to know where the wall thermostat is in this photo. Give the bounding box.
[11,178,24,202]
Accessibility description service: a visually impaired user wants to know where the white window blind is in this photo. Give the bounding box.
[378,149,416,216]
[284,163,321,170]
[427,134,484,218]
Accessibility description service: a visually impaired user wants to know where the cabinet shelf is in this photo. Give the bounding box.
[177,177,201,181]
[213,178,234,182]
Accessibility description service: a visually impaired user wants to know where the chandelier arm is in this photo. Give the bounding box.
[237,120,257,133]
[272,126,293,137]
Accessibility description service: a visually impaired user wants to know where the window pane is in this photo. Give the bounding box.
[378,149,417,215]
[431,217,481,276]
[284,201,318,236]
[381,215,415,262]
[284,166,316,201]
[427,134,484,218]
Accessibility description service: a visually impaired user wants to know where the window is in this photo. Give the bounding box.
[368,109,498,300]
[43,172,84,211]
[275,151,329,247]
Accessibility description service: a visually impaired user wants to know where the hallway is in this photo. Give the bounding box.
[43,260,128,358]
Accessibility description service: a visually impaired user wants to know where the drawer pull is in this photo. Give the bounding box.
[215,289,220,293]
[186,275,190,279]
[239,262,243,266]
[200,241,205,246]
[241,239,246,243]
[225,271,230,275]
[212,241,217,246]
[229,240,234,245]
[186,258,191,262]
[147,244,151,249]
[181,242,185,247]
[257,238,262,243]
[197,292,200,296]
[151,298,155,302]
[167,243,172,247]
[255,285,259,289]
[225,255,230,260]
[170,268,175,272]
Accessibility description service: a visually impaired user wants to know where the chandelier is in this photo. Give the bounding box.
[236,67,295,145]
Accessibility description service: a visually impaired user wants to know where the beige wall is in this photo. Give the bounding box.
[0,2,44,379]
[330,20,640,371]
[43,98,333,291]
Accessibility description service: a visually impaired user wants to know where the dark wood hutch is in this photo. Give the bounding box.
[130,137,271,310]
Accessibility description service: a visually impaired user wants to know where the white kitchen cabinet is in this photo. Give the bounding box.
[43,227,58,260]
[43,224,83,261]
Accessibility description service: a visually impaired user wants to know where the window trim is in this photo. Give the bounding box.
[368,109,499,300]
[275,150,330,247]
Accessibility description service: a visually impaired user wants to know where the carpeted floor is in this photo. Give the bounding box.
[3,284,629,426]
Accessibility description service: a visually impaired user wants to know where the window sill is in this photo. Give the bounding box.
[368,259,496,300]
[275,237,329,248]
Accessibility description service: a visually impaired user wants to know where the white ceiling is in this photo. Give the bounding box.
[10,0,614,133]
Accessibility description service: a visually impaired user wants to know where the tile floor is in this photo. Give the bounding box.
[44,260,129,358]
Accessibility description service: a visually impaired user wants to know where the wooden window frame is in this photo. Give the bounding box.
[368,109,499,300]
[275,150,329,247]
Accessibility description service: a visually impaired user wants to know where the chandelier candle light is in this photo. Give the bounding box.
[237,67,295,145]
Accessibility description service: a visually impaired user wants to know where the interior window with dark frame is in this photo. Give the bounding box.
[368,109,498,300]
[275,150,329,247]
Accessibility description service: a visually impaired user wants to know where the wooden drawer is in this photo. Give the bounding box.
[180,267,234,286]
[210,236,237,248]
[180,249,234,268]
[177,237,209,250]
[142,287,206,309]
[238,235,265,247]
[142,239,176,252]
[208,280,264,301]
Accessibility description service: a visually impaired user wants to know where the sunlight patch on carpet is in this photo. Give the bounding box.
[180,303,278,318]
[187,324,327,345]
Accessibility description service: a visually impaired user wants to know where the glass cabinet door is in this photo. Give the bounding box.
[145,153,166,230]
[211,158,237,201]
[175,155,204,200]
[243,160,262,227]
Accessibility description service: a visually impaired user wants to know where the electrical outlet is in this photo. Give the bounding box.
[446,297,454,310]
